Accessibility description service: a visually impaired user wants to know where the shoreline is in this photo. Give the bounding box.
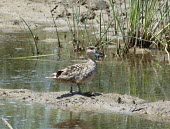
[1,88,170,123]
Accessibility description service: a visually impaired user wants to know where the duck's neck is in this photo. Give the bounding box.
[88,57,97,65]
[86,53,97,64]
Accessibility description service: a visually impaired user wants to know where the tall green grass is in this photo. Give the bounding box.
[50,0,169,60]
[63,1,113,52]
[50,8,62,48]
[21,17,40,55]
[65,3,85,51]
[109,0,170,55]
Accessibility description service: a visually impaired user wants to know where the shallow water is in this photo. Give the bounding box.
[1,100,170,129]
[0,31,170,129]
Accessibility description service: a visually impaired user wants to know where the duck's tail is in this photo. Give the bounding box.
[45,73,57,79]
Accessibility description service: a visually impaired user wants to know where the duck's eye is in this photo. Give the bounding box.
[87,46,96,50]
[90,47,94,50]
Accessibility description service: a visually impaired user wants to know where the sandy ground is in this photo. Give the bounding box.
[0,0,67,33]
[1,88,170,123]
[0,0,111,33]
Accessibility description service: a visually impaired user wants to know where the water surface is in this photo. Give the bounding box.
[0,31,170,129]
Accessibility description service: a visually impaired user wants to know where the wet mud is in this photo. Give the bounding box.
[0,89,170,123]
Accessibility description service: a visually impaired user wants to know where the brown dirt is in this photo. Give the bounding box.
[1,88,170,123]
[0,0,62,33]
[0,0,111,33]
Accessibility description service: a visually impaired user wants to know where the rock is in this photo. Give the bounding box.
[88,0,109,10]
[74,0,87,5]
[51,4,71,18]
[129,48,151,54]
[80,10,96,23]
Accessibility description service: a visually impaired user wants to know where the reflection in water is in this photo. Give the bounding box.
[1,45,170,100]
[52,112,93,129]
[0,32,170,129]
[1,100,170,129]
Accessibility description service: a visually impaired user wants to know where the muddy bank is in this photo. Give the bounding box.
[1,88,170,122]
[0,0,109,33]
[0,0,58,33]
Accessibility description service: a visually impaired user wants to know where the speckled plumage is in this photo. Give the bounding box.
[55,59,96,84]
[52,47,98,93]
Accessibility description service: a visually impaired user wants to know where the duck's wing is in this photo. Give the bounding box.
[56,63,86,81]
[56,63,95,83]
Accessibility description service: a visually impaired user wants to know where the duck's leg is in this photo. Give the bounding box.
[70,86,73,93]
[77,85,81,93]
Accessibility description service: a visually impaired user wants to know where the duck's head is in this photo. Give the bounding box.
[86,46,96,55]
[86,46,103,59]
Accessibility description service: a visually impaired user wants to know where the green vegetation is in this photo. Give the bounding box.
[19,0,169,62]
[61,0,170,60]
[21,17,40,55]
[50,7,62,48]
[109,0,170,55]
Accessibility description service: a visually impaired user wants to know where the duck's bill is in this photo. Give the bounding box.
[95,51,104,57]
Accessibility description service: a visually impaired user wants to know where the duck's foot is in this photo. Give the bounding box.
[56,91,102,99]
[70,86,73,93]
[56,92,75,99]
[82,92,102,97]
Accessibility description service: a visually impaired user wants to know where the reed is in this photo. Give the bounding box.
[50,8,62,48]
[20,17,40,55]
[65,3,84,51]
[63,1,111,52]
[109,0,170,55]
[51,0,169,58]
[2,118,13,129]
